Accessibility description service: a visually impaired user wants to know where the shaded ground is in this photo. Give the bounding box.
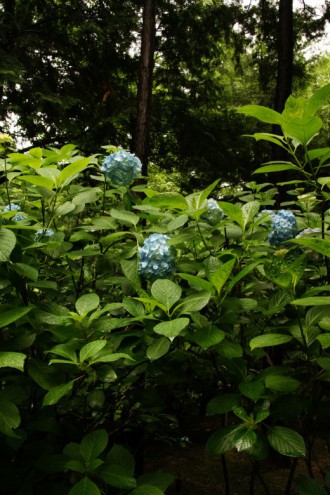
[144,417,330,495]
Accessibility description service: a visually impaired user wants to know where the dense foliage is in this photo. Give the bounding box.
[1,0,329,187]
[1,84,330,494]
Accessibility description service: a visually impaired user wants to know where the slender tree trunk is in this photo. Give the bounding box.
[272,0,294,203]
[274,0,294,113]
[133,0,156,177]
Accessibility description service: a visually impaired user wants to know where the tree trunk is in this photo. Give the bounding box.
[274,0,294,113]
[0,0,16,113]
[272,0,294,201]
[133,0,156,177]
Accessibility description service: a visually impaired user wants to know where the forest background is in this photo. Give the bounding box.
[1,0,330,191]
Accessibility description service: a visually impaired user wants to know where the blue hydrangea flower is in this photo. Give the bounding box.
[201,199,225,226]
[101,150,142,186]
[268,210,298,247]
[34,228,54,241]
[3,203,25,221]
[138,233,176,281]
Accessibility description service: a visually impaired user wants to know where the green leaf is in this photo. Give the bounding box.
[151,279,182,312]
[18,174,54,189]
[149,192,188,210]
[0,400,20,436]
[58,157,92,187]
[254,163,299,174]
[267,426,305,457]
[235,429,257,452]
[153,318,189,340]
[237,105,282,124]
[206,393,240,415]
[121,258,142,291]
[90,352,133,364]
[0,306,33,327]
[291,297,330,306]
[242,201,259,230]
[218,202,243,226]
[248,133,287,149]
[317,334,330,349]
[147,337,171,361]
[43,380,75,406]
[80,341,106,363]
[110,208,139,226]
[176,291,211,315]
[226,262,261,294]
[76,293,100,316]
[137,472,175,492]
[291,237,330,257]
[80,429,108,463]
[0,228,16,261]
[239,381,264,401]
[72,189,100,205]
[190,325,225,348]
[264,258,292,289]
[69,477,101,495]
[210,258,236,295]
[282,115,323,146]
[106,444,135,475]
[177,273,215,293]
[12,263,38,281]
[166,214,189,232]
[306,83,330,115]
[0,352,26,372]
[97,465,136,489]
[206,425,243,456]
[250,333,292,350]
[265,375,300,392]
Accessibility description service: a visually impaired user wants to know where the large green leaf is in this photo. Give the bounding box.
[69,477,101,495]
[297,475,328,495]
[206,393,240,415]
[242,201,259,230]
[110,208,139,226]
[80,429,108,463]
[237,105,282,124]
[0,400,20,436]
[0,228,16,261]
[106,444,135,475]
[210,258,236,295]
[235,429,257,452]
[151,279,182,312]
[267,426,305,457]
[254,163,300,174]
[43,380,75,406]
[291,237,330,257]
[306,82,330,115]
[250,333,292,350]
[149,192,188,210]
[153,318,189,340]
[176,291,211,315]
[12,262,39,281]
[58,157,91,187]
[80,341,106,363]
[190,325,225,348]
[97,465,136,489]
[292,297,330,306]
[218,202,243,226]
[282,115,323,146]
[147,337,171,361]
[265,375,300,392]
[205,425,243,456]
[0,352,26,372]
[0,306,33,328]
[76,293,100,316]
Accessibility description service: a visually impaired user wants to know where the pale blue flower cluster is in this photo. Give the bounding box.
[268,210,298,247]
[101,150,142,186]
[138,233,176,281]
[4,203,25,221]
[201,198,225,226]
[34,229,54,241]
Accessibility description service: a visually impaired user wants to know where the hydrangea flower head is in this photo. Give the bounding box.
[0,133,14,145]
[101,149,142,186]
[34,228,54,241]
[138,233,176,281]
[268,210,298,247]
[3,203,25,221]
[201,198,225,226]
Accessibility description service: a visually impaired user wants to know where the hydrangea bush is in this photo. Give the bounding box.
[0,84,330,494]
